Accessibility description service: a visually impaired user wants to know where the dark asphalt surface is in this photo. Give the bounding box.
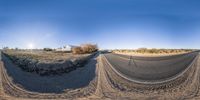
[104,52,199,81]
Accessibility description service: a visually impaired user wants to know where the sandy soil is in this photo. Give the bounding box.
[1,52,200,100]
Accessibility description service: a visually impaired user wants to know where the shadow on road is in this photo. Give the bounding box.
[1,53,98,93]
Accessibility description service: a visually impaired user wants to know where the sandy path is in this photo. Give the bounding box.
[95,55,116,97]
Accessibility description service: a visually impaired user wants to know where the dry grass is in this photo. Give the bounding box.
[72,44,98,54]
[2,49,96,76]
[113,48,194,56]
[3,50,88,62]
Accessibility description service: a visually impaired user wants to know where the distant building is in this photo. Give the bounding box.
[2,47,9,50]
[56,45,77,51]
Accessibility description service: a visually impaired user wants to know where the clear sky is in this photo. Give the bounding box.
[0,0,200,49]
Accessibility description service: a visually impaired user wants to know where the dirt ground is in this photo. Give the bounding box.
[1,52,200,100]
[2,50,96,76]
[3,50,90,62]
[0,52,98,99]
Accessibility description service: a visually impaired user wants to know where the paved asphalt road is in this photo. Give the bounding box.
[104,52,199,81]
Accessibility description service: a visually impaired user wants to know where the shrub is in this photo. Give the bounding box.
[72,44,98,54]
[72,47,83,54]
[136,48,147,53]
[112,48,193,54]
[81,44,98,53]
[43,48,53,51]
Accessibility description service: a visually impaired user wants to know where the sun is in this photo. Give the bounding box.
[27,43,35,49]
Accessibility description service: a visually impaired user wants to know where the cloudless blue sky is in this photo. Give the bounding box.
[0,0,200,49]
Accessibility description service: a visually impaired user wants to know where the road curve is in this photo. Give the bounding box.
[103,52,199,83]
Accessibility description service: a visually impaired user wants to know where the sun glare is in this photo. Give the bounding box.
[28,43,34,49]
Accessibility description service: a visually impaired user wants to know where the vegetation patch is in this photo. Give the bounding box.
[2,50,97,76]
[72,44,98,54]
[113,48,194,55]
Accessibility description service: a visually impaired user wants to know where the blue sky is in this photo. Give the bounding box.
[0,0,200,49]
